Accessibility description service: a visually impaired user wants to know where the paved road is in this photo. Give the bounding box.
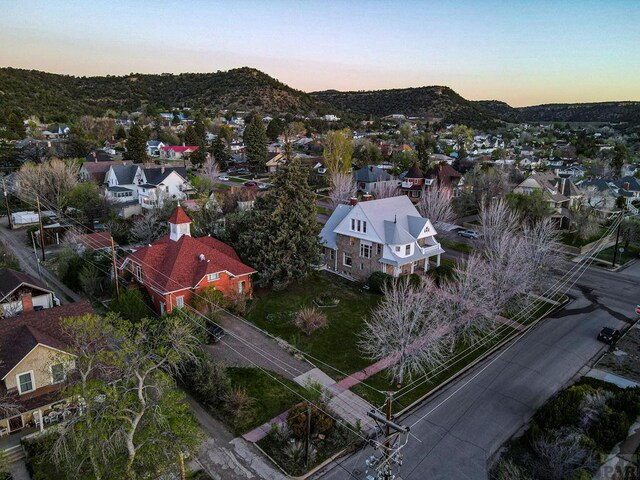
[317,263,639,480]
[0,219,81,303]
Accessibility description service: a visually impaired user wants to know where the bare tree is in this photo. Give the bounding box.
[15,158,80,210]
[359,277,453,386]
[417,184,455,228]
[129,210,166,244]
[328,171,357,209]
[479,198,520,253]
[569,200,601,243]
[199,157,221,184]
[528,429,599,480]
[370,181,399,200]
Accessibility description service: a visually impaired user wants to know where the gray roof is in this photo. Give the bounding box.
[143,167,187,185]
[319,204,351,249]
[354,165,391,183]
[614,176,640,192]
[107,186,134,192]
[0,268,52,302]
[383,220,416,245]
[111,164,140,184]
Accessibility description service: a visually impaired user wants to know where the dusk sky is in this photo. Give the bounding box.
[1,0,639,106]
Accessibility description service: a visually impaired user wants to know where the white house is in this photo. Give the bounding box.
[320,196,444,282]
[0,269,59,317]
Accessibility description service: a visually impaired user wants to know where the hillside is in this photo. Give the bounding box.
[515,102,640,124]
[0,67,323,120]
[312,86,500,129]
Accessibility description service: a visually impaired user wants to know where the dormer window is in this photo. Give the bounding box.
[350,219,367,233]
[405,245,411,255]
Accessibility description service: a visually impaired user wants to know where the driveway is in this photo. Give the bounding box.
[205,313,314,381]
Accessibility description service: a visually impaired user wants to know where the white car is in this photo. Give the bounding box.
[218,175,230,181]
[458,229,480,239]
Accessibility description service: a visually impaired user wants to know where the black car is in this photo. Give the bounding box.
[597,327,620,345]
[207,323,225,344]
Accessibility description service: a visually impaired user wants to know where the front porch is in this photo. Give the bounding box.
[384,254,442,277]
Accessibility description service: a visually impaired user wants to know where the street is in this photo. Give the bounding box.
[317,262,639,480]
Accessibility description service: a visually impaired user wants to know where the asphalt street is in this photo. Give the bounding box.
[317,262,639,480]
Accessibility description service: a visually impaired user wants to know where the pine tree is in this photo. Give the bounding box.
[266,118,284,142]
[123,124,148,163]
[115,125,127,140]
[229,159,321,288]
[416,136,430,172]
[243,113,268,173]
[184,124,199,145]
[210,135,230,166]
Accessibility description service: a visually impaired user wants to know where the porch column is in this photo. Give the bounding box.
[424,258,429,272]
[38,408,44,432]
[436,254,441,267]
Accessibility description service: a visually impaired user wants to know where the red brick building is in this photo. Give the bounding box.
[120,206,255,314]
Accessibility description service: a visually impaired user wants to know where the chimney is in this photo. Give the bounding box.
[624,182,630,191]
[349,197,358,206]
[21,292,33,313]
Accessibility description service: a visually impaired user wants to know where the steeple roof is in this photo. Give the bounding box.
[168,205,192,225]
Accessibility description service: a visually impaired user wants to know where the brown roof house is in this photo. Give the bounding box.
[0,301,93,448]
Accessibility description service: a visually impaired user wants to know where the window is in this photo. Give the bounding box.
[207,272,220,282]
[51,363,65,384]
[351,219,356,230]
[411,191,420,198]
[357,220,361,231]
[362,221,367,233]
[405,245,411,255]
[135,266,143,282]
[238,281,246,294]
[360,263,364,270]
[350,218,367,233]
[360,243,372,258]
[395,246,401,253]
[328,249,335,260]
[376,244,382,255]
[343,253,353,267]
[176,296,185,308]
[17,372,34,394]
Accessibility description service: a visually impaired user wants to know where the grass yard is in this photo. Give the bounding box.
[246,271,381,377]
[227,367,309,435]
[560,226,609,247]
[316,205,330,216]
[229,177,246,183]
[506,297,560,327]
[440,237,474,254]
[595,243,640,265]
[212,182,231,190]
[352,326,517,409]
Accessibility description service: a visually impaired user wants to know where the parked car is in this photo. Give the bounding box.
[244,181,257,187]
[207,323,225,344]
[458,229,480,239]
[597,327,620,345]
[218,175,230,181]
[258,183,269,190]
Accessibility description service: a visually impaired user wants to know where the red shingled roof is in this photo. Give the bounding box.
[78,232,113,250]
[124,234,255,294]
[168,206,192,225]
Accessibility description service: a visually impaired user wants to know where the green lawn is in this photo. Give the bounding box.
[229,177,246,183]
[316,205,330,216]
[246,271,381,377]
[212,182,231,190]
[352,327,517,409]
[227,367,309,435]
[596,243,640,265]
[560,226,609,247]
[440,237,473,254]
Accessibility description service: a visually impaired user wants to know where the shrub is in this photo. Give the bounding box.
[224,386,253,419]
[227,291,248,315]
[192,286,227,319]
[182,355,230,408]
[295,307,327,335]
[110,288,150,323]
[408,273,422,287]
[608,388,640,419]
[287,403,334,439]
[590,408,631,451]
[368,271,392,294]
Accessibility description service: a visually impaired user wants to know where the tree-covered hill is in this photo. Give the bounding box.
[0,67,324,121]
[312,86,501,129]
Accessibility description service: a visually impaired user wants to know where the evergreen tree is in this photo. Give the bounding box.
[266,118,284,142]
[416,136,430,171]
[210,135,230,166]
[115,125,127,140]
[124,124,148,163]
[193,117,206,143]
[229,160,321,288]
[184,124,199,145]
[243,113,268,173]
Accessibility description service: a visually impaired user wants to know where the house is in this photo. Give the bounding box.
[0,301,93,440]
[576,178,618,213]
[513,172,581,229]
[80,160,129,183]
[399,164,432,201]
[353,165,395,193]
[120,206,255,314]
[104,164,193,211]
[146,140,166,157]
[74,232,113,254]
[0,269,59,317]
[425,163,464,197]
[319,196,444,282]
[265,153,287,173]
[42,125,70,139]
[159,145,199,161]
[85,150,113,163]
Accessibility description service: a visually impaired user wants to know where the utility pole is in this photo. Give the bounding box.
[31,231,42,280]
[365,392,409,480]
[612,207,625,267]
[110,236,120,298]
[3,179,12,229]
[36,197,45,261]
[178,452,186,480]
[304,402,312,468]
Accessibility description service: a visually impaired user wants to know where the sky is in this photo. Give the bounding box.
[1,0,639,106]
